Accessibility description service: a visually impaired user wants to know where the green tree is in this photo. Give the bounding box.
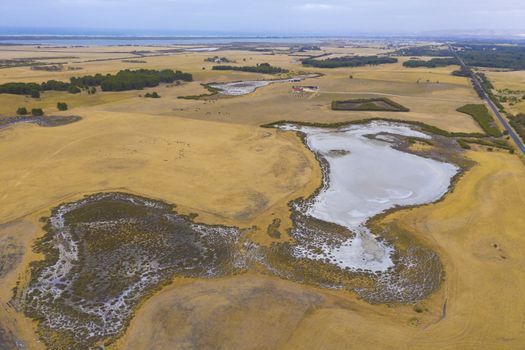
[31,108,44,116]
[68,85,81,94]
[17,107,28,115]
[57,102,68,111]
[30,90,40,98]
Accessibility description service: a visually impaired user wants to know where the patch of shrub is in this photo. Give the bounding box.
[31,108,44,116]
[144,92,160,98]
[457,104,502,137]
[212,63,288,74]
[16,107,28,115]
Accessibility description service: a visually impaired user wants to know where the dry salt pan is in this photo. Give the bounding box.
[209,74,318,96]
[283,121,459,272]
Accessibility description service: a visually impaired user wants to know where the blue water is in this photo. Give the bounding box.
[0,28,336,46]
[0,37,327,46]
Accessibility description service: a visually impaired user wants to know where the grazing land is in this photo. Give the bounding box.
[0,40,524,350]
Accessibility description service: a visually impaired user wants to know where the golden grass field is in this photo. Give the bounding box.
[484,69,525,115]
[1,43,524,349]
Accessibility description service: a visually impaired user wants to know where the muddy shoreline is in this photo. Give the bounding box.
[0,115,81,130]
[265,120,473,303]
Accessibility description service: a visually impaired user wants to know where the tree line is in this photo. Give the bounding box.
[0,69,193,97]
[403,57,458,68]
[302,56,397,68]
[212,63,288,74]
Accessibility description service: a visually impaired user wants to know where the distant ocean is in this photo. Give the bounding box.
[0,36,330,46]
[0,28,337,46]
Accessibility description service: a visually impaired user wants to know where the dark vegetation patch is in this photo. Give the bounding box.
[71,69,193,91]
[332,98,410,112]
[457,138,514,152]
[474,72,505,111]
[302,55,397,68]
[212,63,288,74]
[178,83,221,100]
[451,67,471,77]
[403,57,458,68]
[0,69,193,97]
[15,193,242,350]
[144,92,160,98]
[455,44,525,70]
[121,59,147,63]
[205,56,233,63]
[457,104,502,137]
[0,115,81,129]
[509,113,525,144]
[395,46,452,57]
[266,218,282,239]
[0,57,78,69]
[0,236,23,278]
[57,102,68,111]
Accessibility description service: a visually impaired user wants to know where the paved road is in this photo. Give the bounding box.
[452,47,525,154]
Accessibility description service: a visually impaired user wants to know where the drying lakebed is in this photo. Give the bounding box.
[15,121,466,348]
[0,115,81,130]
[209,74,318,96]
[16,193,243,349]
[265,121,461,303]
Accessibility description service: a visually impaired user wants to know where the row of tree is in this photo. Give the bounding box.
[71,69,192,91]
[0,69,193,97]
[302,56,397,68]
[16,102,68,116]
[212,63,288,74]
[403,57,458,68]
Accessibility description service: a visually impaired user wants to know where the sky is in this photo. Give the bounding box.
[1,0,524,36]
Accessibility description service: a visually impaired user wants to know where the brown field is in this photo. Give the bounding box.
[1,42,524,349]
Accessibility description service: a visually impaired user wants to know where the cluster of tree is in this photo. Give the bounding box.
[474,73,505,111]
[31,108,44,116]
[16,107,44,116]
[16,107,28,115]
[144,92,160,98]
[204,56,232,63]
[212,63,288,74]
[0,69,193,98]
[0,79,81,98]
[31,64,64,72]
[302,56,397,68]
[71,69,192,91]
[395,46,452,57]
[403,57,458,68]
[509,113,525,143]
[0,82,41,96]
[452,67,471,77]
[455,44,525,70]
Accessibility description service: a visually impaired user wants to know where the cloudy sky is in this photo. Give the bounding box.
[1,0,524,35]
